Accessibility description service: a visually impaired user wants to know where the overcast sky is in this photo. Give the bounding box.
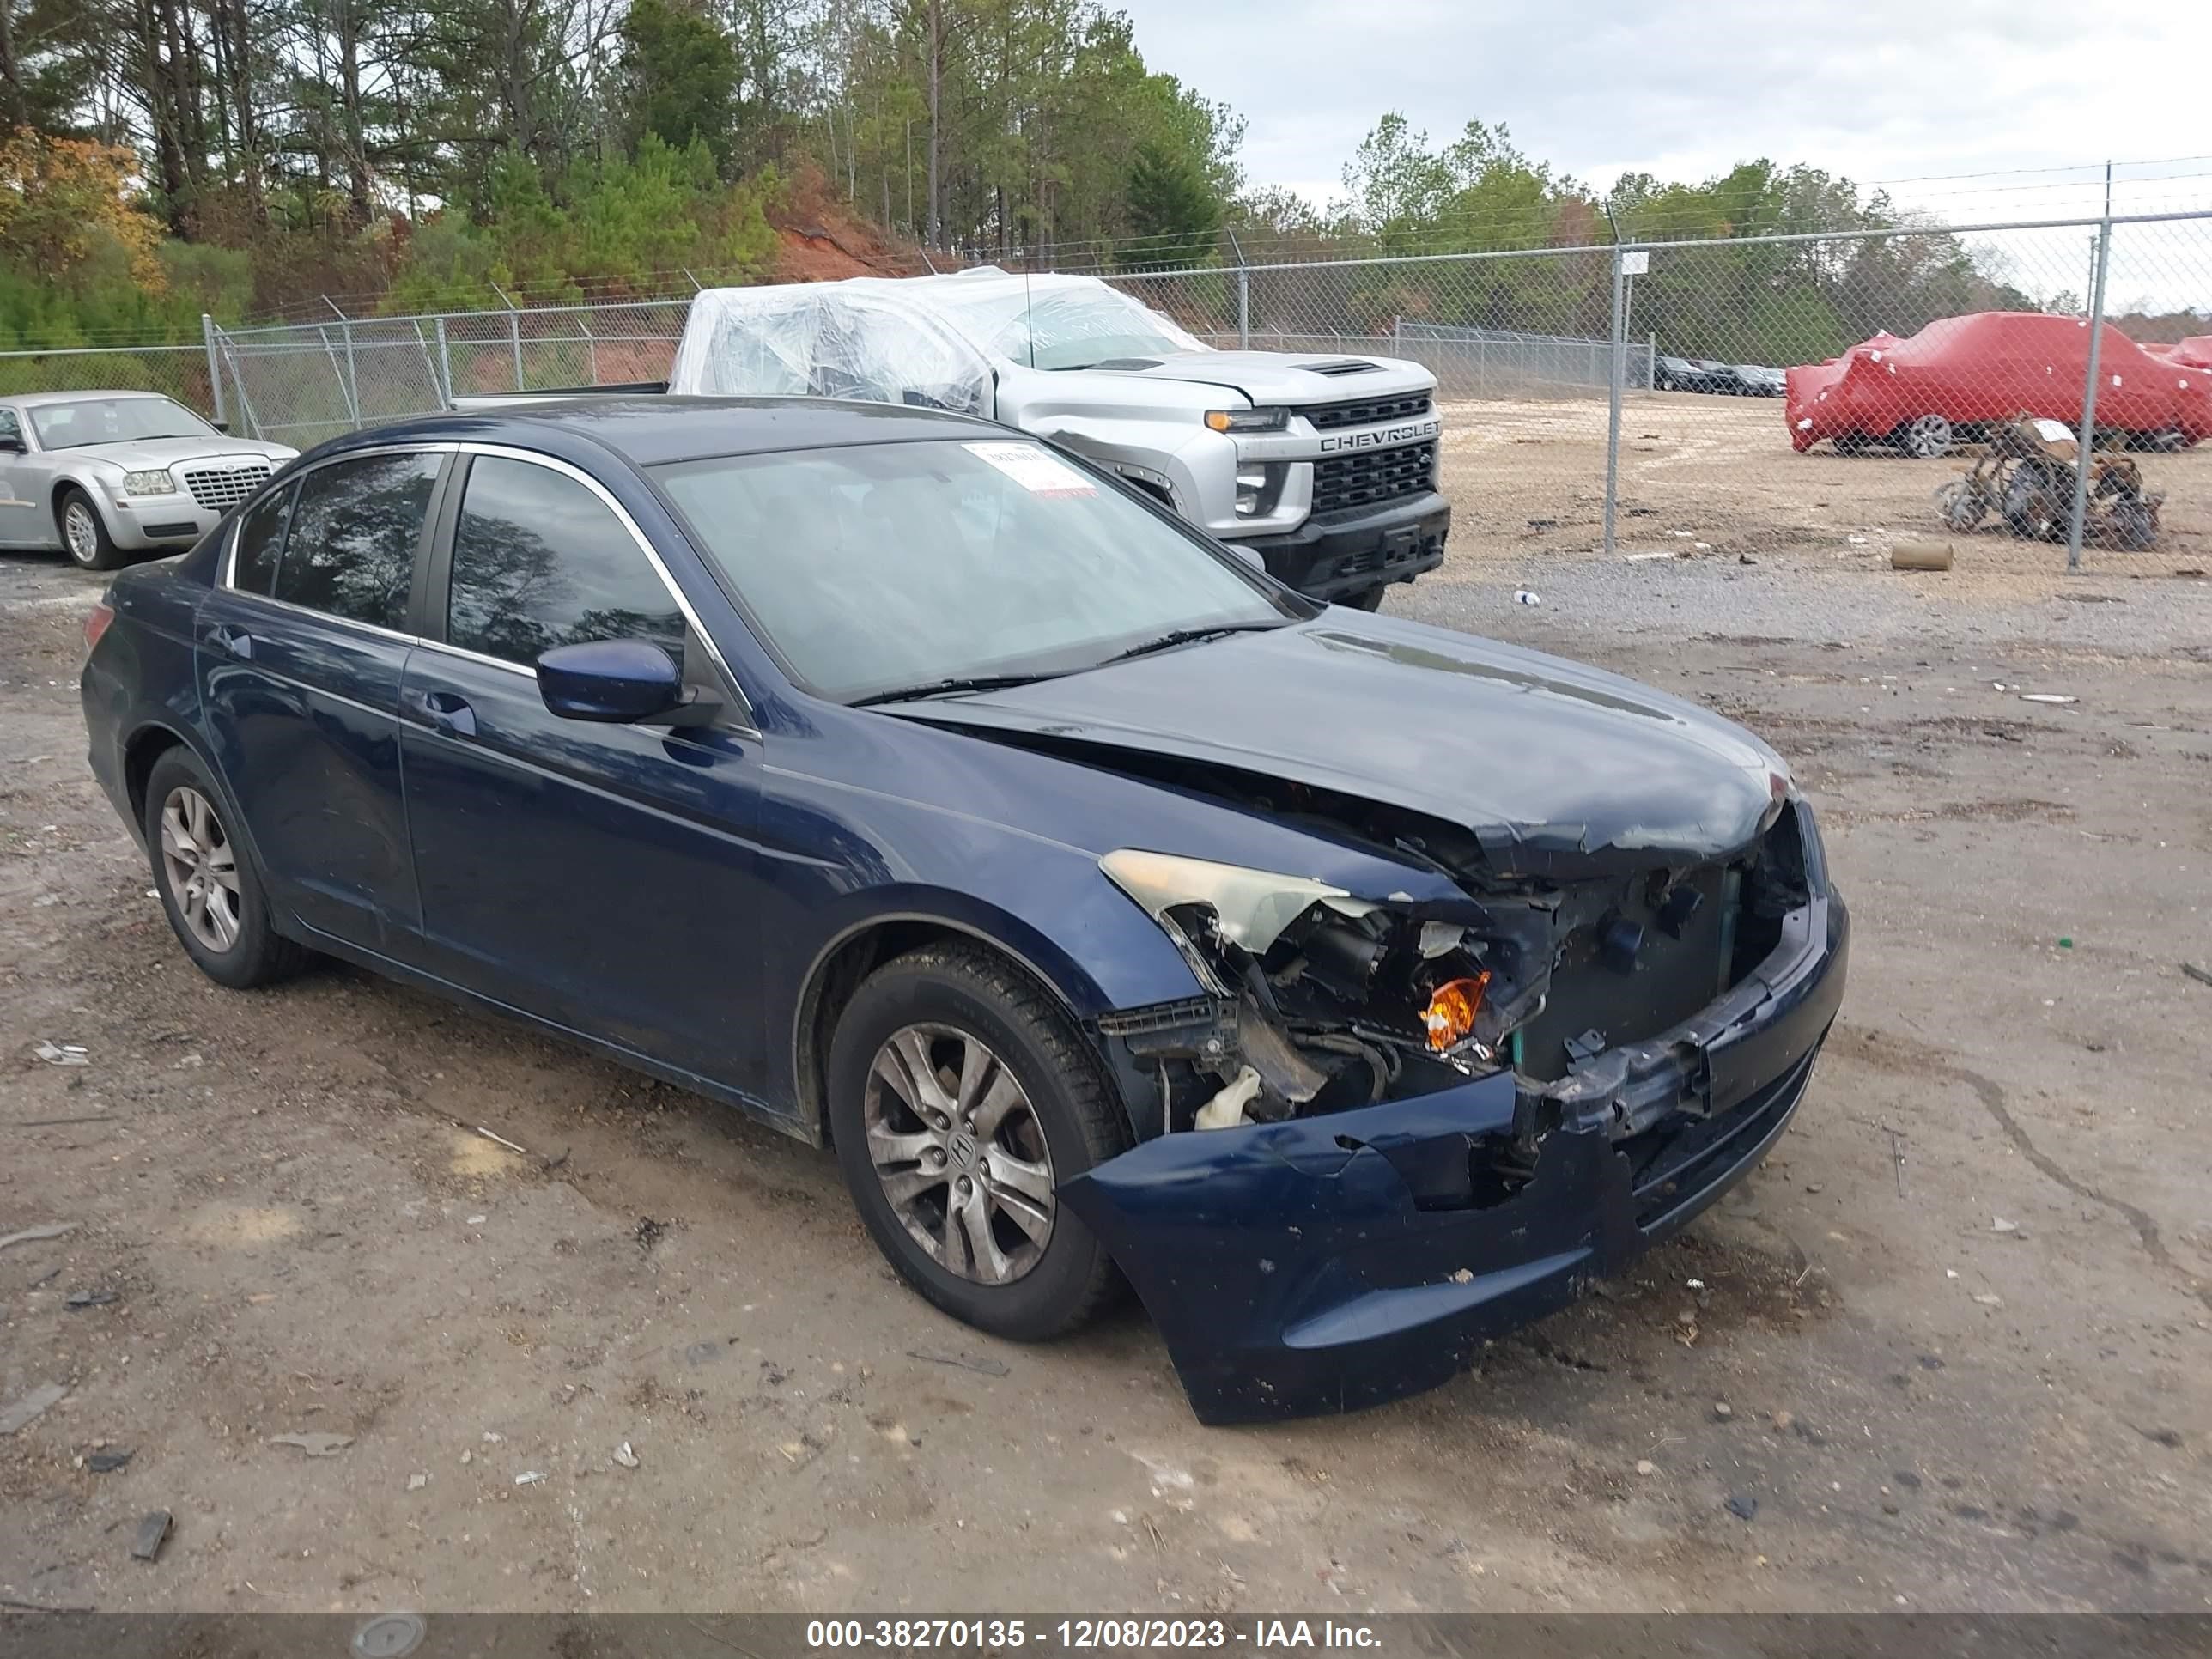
[1112,1,2212,227]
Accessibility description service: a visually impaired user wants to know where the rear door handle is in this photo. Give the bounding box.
[421,690,477,739]
[206,623,252,660]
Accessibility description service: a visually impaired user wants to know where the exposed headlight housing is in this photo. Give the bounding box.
[1205,406,1288,434]
[1101,849,1377,993]
[121,469,177,495]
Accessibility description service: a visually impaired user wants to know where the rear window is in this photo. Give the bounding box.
[271,453,440,629]
[232,484,295,597]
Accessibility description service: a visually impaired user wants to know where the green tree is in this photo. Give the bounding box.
[618,0,741,174]
[1125,139,1218,266]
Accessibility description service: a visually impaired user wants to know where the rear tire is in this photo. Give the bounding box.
[58,487,124,571]
[827,943,1129,1341]
[142,747,308,988]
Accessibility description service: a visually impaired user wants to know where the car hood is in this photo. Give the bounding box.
[47,437,293,471]
[884,614,1791,877]
[1104,349,1435,405]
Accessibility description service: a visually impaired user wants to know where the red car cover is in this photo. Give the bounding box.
[2144,335,2212,371]
[1784,312,2212,452]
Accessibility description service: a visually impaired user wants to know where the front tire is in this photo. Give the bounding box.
[827,943,1128,1341]
[142,747,307,988]
[58,487,124,571]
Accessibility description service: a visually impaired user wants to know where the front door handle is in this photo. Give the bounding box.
[420,690,477,739]
[206,623,252,660]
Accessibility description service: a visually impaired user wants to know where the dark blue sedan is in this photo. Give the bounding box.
[80,398,1846,1425]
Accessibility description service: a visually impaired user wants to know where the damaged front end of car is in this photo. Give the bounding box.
[1062,783,1849,1425]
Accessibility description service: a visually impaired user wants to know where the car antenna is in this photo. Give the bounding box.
[1024,260,1036,369]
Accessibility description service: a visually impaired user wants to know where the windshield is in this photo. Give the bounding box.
[28,396,216,450]
[932,282,1206,371]
[655,439,1299,704]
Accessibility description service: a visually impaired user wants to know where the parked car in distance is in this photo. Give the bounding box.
[81,397,1846,1425]
[1726,364,1786,398]
[0,392,297,569]
[1786,312,2212,457]
[1655,355,1737,394]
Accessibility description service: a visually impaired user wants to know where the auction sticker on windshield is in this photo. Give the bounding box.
[964,441,1097,496]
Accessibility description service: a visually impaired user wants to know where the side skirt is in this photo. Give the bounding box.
[284,919,818,1147]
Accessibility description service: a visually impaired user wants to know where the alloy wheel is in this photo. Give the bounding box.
[64,501,100,566]
[160,785,242,952]
[863,1023,1055,1285]
[1901,414,1954,459]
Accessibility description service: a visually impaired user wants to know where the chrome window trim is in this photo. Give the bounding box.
[448,442,759,735]
[210,436,761,739]
[411,635,534,678]
[219,586,418,647]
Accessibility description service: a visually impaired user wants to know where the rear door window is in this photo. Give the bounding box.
[272,453,440,630]
[445,456,685,665]
[232,483,295,597]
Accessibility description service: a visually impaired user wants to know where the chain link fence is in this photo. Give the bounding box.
[15,208,2207,574]
[1103,213,2212,573]
[0,342,216,415]
[208,299,691,447]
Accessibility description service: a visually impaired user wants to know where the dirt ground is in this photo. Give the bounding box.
[1437,390,2212,576]
[3,473,2209,1615]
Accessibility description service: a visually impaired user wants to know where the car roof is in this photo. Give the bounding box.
[315,395,1003,469]
[1,389,179,409]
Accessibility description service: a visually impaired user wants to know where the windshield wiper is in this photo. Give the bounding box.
[1097,622,1285,666]
[848,672,1066,708]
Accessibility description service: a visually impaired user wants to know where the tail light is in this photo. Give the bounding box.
[83,599,115,653]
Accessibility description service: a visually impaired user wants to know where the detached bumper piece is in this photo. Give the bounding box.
[1062,884,1847,1425]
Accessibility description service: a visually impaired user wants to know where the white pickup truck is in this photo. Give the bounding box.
[557,269,1450,607]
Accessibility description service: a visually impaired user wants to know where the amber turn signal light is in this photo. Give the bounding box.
[1423,971,1491,1051]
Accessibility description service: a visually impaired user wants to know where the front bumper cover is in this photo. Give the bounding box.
[1062,871,1848,1425]
[1235,493,1449,601]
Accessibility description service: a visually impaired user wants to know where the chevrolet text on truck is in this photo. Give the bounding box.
[526,268,1449,608]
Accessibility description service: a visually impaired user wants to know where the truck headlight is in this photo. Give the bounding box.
[121,470,177,495]
[1205,407,1288,433]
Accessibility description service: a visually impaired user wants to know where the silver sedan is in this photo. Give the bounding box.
[0,391,296,569]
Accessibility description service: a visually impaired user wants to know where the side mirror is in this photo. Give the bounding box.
[0,432,22,453]
[536,638,684,723]
[211,420,230,434]
[1224,543,1267,575]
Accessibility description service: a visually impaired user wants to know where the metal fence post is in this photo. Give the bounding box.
[493,282,524,391]
[202,314,227,430]
[1648,331,1657,392]
[1602,245,1627,557]
[2065,216,2114,573]
[1224,228,1250,349]
[343,322,360,426]
[434,317,454,404]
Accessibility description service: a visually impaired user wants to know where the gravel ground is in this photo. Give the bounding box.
[1436,390,2212,577]
[2,504,2209,1616]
